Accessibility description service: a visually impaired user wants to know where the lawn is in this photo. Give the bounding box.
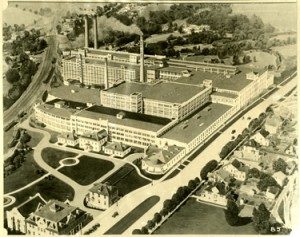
[4,151,45,194]
[6,176,75,212]
[105,196,160,235]
[27,130,44,148]
[104,164,151,196]
[3,128,15,153]
[41,147,77,169]
[59,156,114,185]
[154,199,257,235]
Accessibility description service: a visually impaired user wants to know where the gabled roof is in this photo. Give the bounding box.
[15,193,46,218]
[89,183,118,196]
[266,115,282,127]
[105,142,130,152]
[267,186,280,195]
[272,171,286,186]
[80,129,107,141]
[32,200,79,223]
[145,145,185,165]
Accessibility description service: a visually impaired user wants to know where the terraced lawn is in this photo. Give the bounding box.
[6,176,75,211]
[104,164,151,196]
[59,156,114,185]
[41,147,77,168]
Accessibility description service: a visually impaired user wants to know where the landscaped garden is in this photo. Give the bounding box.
[41,147,77,168]
[6,176,75,211]
[59,156,114,185]
[154,199,257,235]
[105,196,160,235]
[27,130,44,148]
[4,151,45,194]
[103,164,151,196]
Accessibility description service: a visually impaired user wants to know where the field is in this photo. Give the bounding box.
[4,151,45,194]
[103,164,151,196]
[105,196,160,234]
[272,44,297,58]
[59,156,114,185]
[145,31,183,44]
[154,199,256,234]
[243,50,277,69]
[6,176,75,211]
[41,147,78,168]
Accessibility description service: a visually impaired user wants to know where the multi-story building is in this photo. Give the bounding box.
[101,80,212,120]
[26,200,92,235]
[85,183,118,210]
[78,130,108,152]
[6,193,46,234]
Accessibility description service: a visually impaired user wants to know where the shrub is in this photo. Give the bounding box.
[200,160,218,180]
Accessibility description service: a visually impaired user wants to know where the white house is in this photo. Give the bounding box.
[266,186,280,200]
[252,129,270,146]
[196,186,227,206]
[85,183,118,210]
[103,142,131,158]
[265,115,282,134]
[57,132,78,146]
[6,193,46,234]
[272,171,286,187]
[78,130,108,152]
[223,161,247,181]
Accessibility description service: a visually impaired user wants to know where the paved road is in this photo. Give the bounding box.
[3,35,57,126]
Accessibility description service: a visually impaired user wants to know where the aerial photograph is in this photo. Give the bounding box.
[2,0,298,235]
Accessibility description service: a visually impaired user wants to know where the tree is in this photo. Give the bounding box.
[257,174,277,191]
[146,220,155,230]
[5,69,20,84]
[188,179,197,190]
[163,199,176,212]
[200,160,218,180]
[247,168,261,179]
[153,212,162,224]
[140,227,148,234]
[232,54,240,65]
[132,229,142,235]
[8,85,22,100]
[20,132,31,144]
[252,203,271,234]
[224,199,240,226]
[160,208,169,217]
[273,158,288,174]
[56,24,62,34]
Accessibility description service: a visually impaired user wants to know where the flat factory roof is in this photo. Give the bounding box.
[49,85,102,105]
[211,91,238,99]
[175,69,253,92]
[161,103,232,143]
[76,105,171,132]
[105,81,204,104]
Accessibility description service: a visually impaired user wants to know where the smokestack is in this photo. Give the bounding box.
[93,15,98,49]
[84,15,89,48]
[140,34,144,83]
[104,58,109,89]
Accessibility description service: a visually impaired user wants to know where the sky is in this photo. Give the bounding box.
[232,3,297,32]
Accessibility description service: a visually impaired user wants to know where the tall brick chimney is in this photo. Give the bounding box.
[140,34,144,83]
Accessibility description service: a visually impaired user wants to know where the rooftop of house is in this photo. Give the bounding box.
[49,85,102,106]
[32,200,80,223]
[104,81,205,104]
[80,129,107,141]
[272,171,286,186]
[89,183,118,196]
[259,128,270,138]
[105,142,130,152]
[239,205,255,218]
[265,115,282,127]
[15,193,46,218]
[76,105,171,132]
[161,103,232,144]
[143,145,185,166]
[174,68,256,92]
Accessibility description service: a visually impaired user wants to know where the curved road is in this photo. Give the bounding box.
[4,35,57,125]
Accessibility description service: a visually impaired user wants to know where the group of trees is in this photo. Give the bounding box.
[272,158,288,174]
[257,172,278,191]
[133,177,201,234]
[4,129,32,177]
[200,160,218,180]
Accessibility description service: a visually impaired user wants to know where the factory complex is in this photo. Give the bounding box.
[34,18,274,174]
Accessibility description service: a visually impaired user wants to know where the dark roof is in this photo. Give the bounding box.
[268,186,280,195]
[260,129,270,138]
[85,105,171,126]
[89,183,118,196]
[17,194,46,218]
[33,200,78,223]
